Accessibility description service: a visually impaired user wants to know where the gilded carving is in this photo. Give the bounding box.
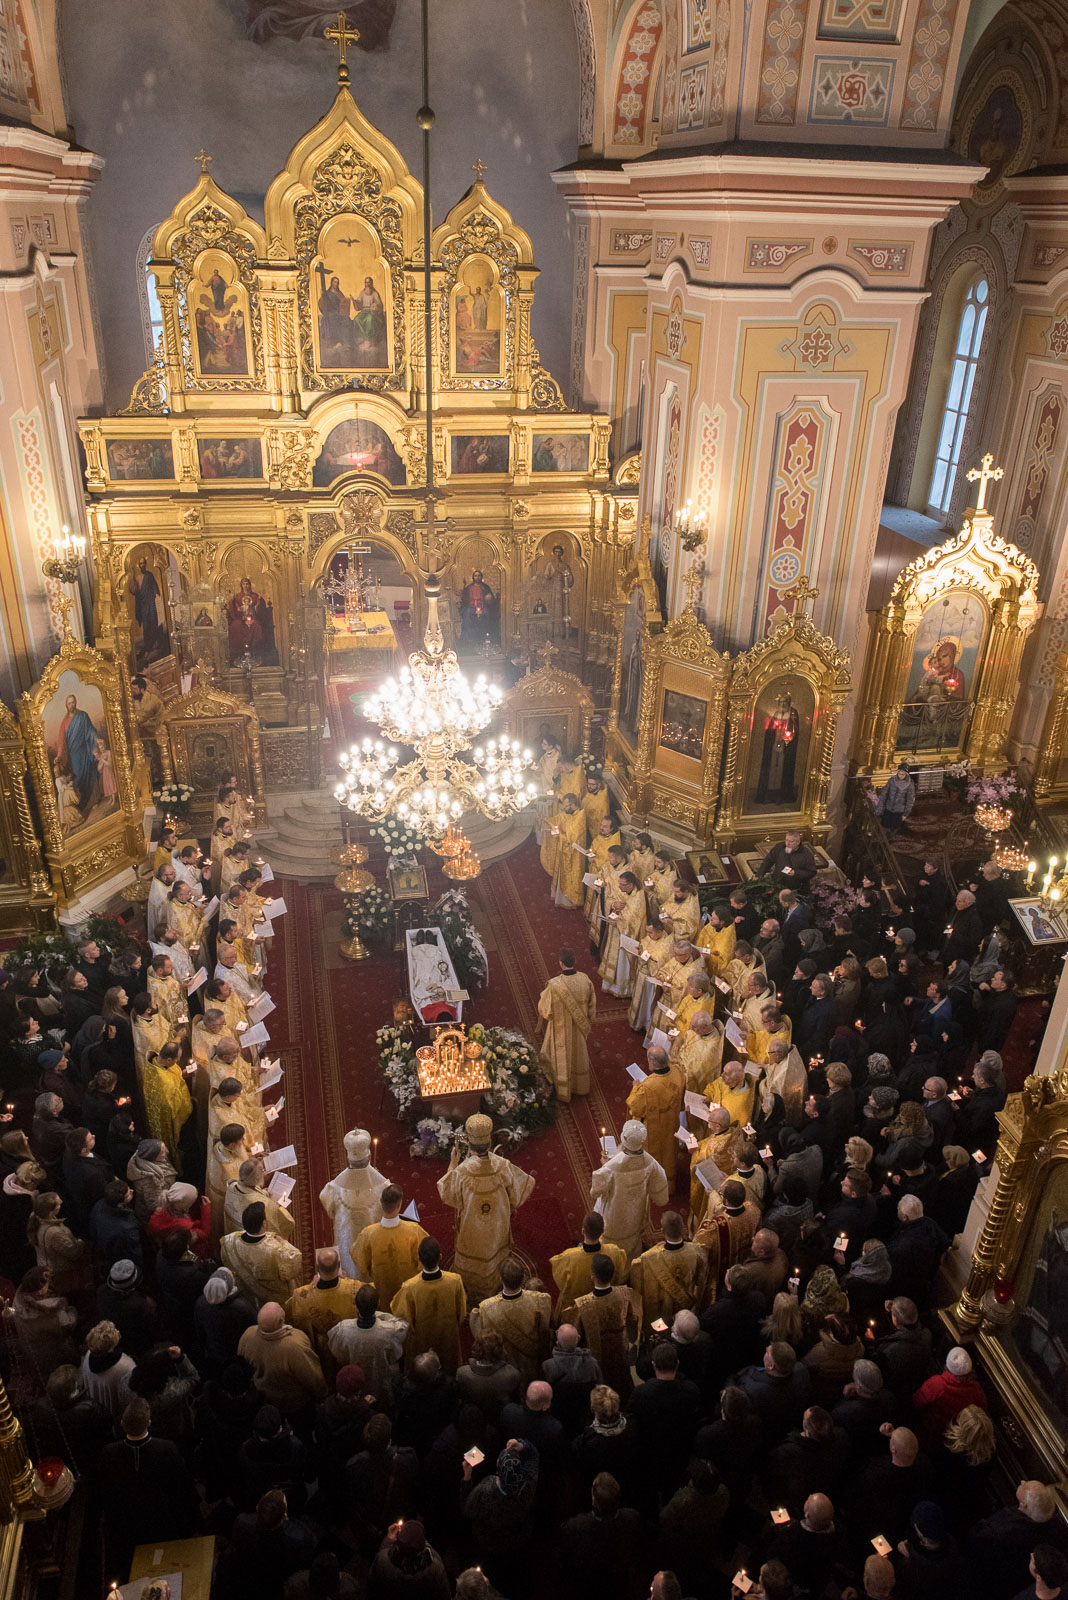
[169,202,265,393]
[293,142,406,394]
[159,682,267,828]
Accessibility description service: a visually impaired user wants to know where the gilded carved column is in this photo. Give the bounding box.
[969,600,1027,768]
[606,596,627,734]
[1033,651,1068,796]
[870,622,914,771]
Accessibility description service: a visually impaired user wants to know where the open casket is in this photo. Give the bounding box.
[406,927,464,1024]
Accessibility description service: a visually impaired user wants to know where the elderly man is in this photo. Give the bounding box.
[221,1200,303,1307]
[626,1043,685,1186]
[543,1322,603,1387]
[672,1007,724,1094]
[689,1104,742,1224]
[549,1212,627,1325]
[224,1156,295,1242]
[319,1128,388,1280]
[659,881,701,944]
[970,1480,1068,1598]
[704,1058,756,1129]
[760,831,818,892]
[629,1210,707,1325]
[590,1119,669,1261]
[237,1301,327,1418]
[283,1246,360,1371]
[942,888,983,966]
[764,1036,805,1126]
[469,1256,552,1383]
[754,917,786,988]
[437,1113,535,1303]
[887,1194,949,1309]
[651,940,704,1039]
[739,972,777,1035]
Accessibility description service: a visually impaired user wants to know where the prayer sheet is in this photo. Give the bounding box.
[626,1062,648,1082]
[242,1020,271,1047]
[186,967,208,995]
[267,1171,295,1205]
[725,1018,746,1050]
[684,1090,711,1122]
[694,1156,726,1192]
[248,993,276,1023]
[264,1144,298,1173]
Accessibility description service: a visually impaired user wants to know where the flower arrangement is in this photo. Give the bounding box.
[810,877,862,923]
[372,817,428,859]
[153,781,195,821]
[376,1021,555,1156]
[965,772,1023,809]
[4,930,80,980]
[84,912,142,962]
[342,885,392,946]
[427,889,488,993]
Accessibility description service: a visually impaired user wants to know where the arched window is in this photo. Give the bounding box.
[927,276,989,517]
[136,226,164,362]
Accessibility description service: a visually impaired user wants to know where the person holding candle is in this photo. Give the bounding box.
[549,793,589,909]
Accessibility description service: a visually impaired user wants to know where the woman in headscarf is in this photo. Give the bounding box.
[11,1266,78,1378]
[126,1137,177,1224]
[879,1099,933,1177]
[841,1237,892,1326]
[799,1262,848,1341]
[929,1144,979,1241]
[192,1271,256,1379]
[460,1438,539,1572]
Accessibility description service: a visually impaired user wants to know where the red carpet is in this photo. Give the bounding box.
[266,835,650,1282]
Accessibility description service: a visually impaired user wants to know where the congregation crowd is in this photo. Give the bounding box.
[0,753,1061,1600]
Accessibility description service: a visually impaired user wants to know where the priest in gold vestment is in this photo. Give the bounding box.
[221,1198,303,1306]
[353,1183,428,1310]
[437,1113,535,1302]
[689,1105,743,1224]
[762,1036,808,1125]
[538,947,597,1102]
[704,1059,757,1129]
[628,921,672,1037]
[645,851,678,922]
[659,882,701,944]
[225,1156,295,1242]
[629,1210,708,1324]
[626,1044,685,1187]
[549,1212,628,1325]
[673,1008,724,1092]
[549,793,589,908]
[598,871,646,998]
[651,942,704,1037]
[696,903,737,977]
[584,817,622,930]
[469,1256,552,1382]
[391,1236,467,1372]
[581,775,611,834]
[693,1181,760,1308]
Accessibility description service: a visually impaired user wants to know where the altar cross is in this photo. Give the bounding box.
[195,149,213,175]
[324,9,361,85]
[783,574,819,614]
[537,639,559,670]
[682,567,701,609]
[966,452,1003,511]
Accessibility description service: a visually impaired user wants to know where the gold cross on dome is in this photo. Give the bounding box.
[783,574,819,614]
[324,10,361,83]
[966,452,1003,511]
[472,158,488,184]
[683,567,701,609]
[195,149,213,175]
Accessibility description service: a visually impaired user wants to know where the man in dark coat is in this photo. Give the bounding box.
[796,976,837,1063]
[625,1343,701,1499]
[90,1177,144,1270]
[760,833,818,893]
[886,1196,948,1309]
[98,1397,200,1569]
[559,1472,648,1600]
[941,890,984,966]
[956,1057,1007,1155]
[61,1126,113,1235]
[974,969,1019,1053]
[873,1296,933,1400]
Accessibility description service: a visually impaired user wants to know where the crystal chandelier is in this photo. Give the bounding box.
[335,576,536,836]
